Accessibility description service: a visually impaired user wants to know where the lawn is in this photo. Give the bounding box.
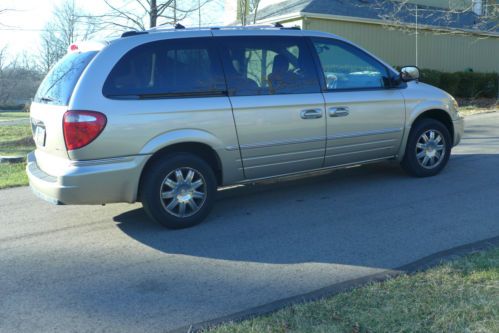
[0,122,34,189]
[208,247,499,333]
[459,106,498,117]
[0,111,30,122]
[0,163,28,189]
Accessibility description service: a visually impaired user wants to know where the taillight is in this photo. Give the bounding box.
[63,111,107,150]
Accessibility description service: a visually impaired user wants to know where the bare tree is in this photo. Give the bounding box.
[238,0,261,25]
[0,47,42,107]
[0,8,14,27]
[364,0,498,35]
[38,0,99,73]
[97,0,212,31]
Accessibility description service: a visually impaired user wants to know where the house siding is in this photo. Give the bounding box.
[303,18,499,72]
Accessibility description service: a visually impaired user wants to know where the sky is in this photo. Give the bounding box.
[0,0,225,61]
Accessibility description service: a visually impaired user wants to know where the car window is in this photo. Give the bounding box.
[311,38,390,90]
[103,38,226,98]
[35,51,97,105]
[217,36,320,96]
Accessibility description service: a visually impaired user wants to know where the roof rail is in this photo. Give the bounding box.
[147,25,301,33]
[121,30,148,38]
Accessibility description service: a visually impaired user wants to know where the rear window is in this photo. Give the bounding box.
[35,51,97,106]
[102,38,226,99]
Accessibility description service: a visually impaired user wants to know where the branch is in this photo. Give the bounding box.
[103,0,146,30]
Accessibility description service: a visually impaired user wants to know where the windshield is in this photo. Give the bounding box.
[34,51,97,106]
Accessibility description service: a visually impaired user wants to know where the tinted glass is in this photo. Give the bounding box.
[103,38,226,98]
[35,51,97,105]
[312,38,389,90]
[217,36,320,96]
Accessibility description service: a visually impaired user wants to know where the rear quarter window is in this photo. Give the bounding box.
[103,38,226,99]
[35,51,97,106]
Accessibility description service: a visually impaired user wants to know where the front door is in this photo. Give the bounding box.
[311,37,406,167]
[215,34,326,179]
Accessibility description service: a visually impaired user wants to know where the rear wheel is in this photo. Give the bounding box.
[141,153,216,229]
[401,118,452,177]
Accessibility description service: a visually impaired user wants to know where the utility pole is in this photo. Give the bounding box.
[173,0,177,25]
[198,0,201,27]
[415,4,419,67]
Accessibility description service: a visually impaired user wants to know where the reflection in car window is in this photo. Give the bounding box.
[35,51,97,106]
[103,38,226,98]
[217,36,320,96]
[312,38,389,90]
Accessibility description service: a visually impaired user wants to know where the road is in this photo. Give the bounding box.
[1,113,499,332]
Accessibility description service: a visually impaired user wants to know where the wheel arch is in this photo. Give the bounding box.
[398,108,455,161]
[137,141,223,201]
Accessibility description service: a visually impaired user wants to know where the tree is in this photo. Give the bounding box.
[0,8,13,27]
[353,0,498,66]
[0,47,42,107]
[38,0,99,73]
[238,0,261,25]
[98,0,212,30]
[364,0,498,36]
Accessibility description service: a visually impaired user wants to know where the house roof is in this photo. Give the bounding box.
[255,0,498,35]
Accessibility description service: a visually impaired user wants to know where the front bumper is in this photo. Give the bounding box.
[453,116,464,146]
[26,151,149,205]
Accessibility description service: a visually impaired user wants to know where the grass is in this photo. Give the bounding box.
[0,122,34,189]
[0,163,28,189]
[459,105,498,117]
[0,125,32,143]
[0,111,29,122]
[208,247,499,333]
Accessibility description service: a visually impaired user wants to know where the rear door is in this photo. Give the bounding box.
[31,50,98,159]
[215,34,326,179]
[310,37,406,167]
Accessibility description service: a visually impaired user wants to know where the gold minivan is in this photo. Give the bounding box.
[28,26,464,228]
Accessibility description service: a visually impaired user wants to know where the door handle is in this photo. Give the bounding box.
[300,109,323,119]
[329,107,350,117]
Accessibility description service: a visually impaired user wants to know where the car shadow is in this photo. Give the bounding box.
[113,154,499,268]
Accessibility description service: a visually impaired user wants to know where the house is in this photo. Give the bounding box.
[226,0,499,72]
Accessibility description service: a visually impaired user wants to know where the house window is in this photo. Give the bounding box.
[473,0,484,15]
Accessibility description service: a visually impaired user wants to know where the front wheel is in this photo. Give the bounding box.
[141,153,217,229]
[401,119,452,177]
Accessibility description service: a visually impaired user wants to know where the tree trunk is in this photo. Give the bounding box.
[150,0,158,28]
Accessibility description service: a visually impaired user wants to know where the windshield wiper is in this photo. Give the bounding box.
[39,96,56,103]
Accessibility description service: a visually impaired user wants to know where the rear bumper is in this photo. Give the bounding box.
[27,152,149,205]
[453,116,464,147]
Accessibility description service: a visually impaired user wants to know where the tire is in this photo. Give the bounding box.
[401,118,452,177]
[141,153,217,229]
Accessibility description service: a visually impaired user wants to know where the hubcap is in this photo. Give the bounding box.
[415,130,446,169]
[160,167,207,218]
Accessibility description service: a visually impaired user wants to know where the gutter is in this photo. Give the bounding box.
[257,11,499,38]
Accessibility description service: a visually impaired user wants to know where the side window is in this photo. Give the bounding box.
[311,38,390,90]
[217,36,320,96]
[103,38,226,98]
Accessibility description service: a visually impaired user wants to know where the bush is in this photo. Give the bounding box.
[419,69,499,99]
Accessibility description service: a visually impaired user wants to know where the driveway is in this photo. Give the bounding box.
[1,113,499,332]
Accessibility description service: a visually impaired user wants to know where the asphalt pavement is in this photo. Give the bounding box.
[1,112,498,332]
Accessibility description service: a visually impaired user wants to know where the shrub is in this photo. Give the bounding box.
[418,69,498,99]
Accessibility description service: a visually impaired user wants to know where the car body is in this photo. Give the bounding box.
[27,26,464,228]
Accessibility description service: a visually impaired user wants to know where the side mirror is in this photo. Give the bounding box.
[400,66,420,82]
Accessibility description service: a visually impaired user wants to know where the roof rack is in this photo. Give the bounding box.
[121,30,148,38]
[146,24,301,33]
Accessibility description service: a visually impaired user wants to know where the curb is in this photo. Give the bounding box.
[0,155,25,164]
[169,236,499,333]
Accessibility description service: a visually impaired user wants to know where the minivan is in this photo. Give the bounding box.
[28,26,464,229]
